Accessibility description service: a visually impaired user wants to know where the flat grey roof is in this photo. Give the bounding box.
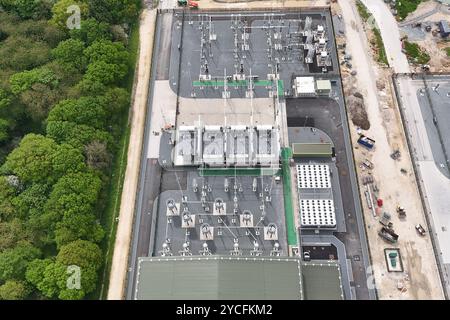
[135,256,302,300]
[135,256,344,300]
[302,261,344,300]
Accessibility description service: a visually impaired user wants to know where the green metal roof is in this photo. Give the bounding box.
[302,262,344,300]
[292,143,333,157]
[135,256,344,300]
[135,256,303,300]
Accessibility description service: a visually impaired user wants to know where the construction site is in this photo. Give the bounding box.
[121,6,375,300]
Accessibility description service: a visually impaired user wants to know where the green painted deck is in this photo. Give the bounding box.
[281,147,297,246]
[198,167,280,176]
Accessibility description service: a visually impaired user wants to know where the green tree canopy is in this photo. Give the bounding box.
[1,134,58,185]
[46,120,112,148]
[0,280,30,300]
[26,258,97,300]
[47,97,106,129]
[50,0,89,30]
[84,39,128,66]
[0,241,41,281]
[9,67,59,95]
[11,183,49,220]
[0,36,51,71]
[51,143,86,178]
[87,0,140,24]
[55,213,104,247]
[69,17,111,45]
[100,87,129,116]
[57,239,102,270]
[81,60,127,88]
[0,118,9,143]
[0,219,30,251]
[52,39,86,72]
[0,0,53,20]
[0,176,16,221]
[44,171,102,218]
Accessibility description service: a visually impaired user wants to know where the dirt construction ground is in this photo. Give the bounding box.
[335,0,444,299]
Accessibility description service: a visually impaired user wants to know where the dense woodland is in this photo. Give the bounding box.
[0,0,140,299]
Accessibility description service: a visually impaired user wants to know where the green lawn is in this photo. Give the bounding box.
[396,0,423,20]
[404,40,430,64]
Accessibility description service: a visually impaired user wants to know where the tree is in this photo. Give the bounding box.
[99,87,129,116]
[51,143,86,178]
[26,259,97,300]
[0,35,51,71]
[0,219,29,251]
[84,40,128,66]
[1,134,58,185]
[25,258,59,298]
[55,213,104,247]
[52,39,86,72]
[87,0,140,24]
[47,97,106,129]
[25,258,51,287]
[50,0,89,30]
[44,171,102,218]
[46,120,112,148]
[57,240,102,270]
[18,82,62,122]
[81,60,127,87]
[0,241,41,281]
[0,89,11,112]
[0,280,30,300]
[11,183,49,220]
[0,118,9,143]
[0,176,17,221]
[84,140,110,171]
[69,18,111,45]
[9,67,59,95]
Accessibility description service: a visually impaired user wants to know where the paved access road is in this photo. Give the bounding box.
[360,0,410,73]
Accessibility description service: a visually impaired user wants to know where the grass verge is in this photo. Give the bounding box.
[396,0,422,21]
[445,47,450,57]
[356,1,389,66]
[356,0,370,22]
[95,21,140,300]
[373,28,389,65]
[404,40,430,64]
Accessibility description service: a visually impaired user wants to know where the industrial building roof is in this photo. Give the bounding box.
[292,142,333,157]
[302,262,344,300]
[295,77,316,95]
[135,256,343,300]
[316,79,332,91]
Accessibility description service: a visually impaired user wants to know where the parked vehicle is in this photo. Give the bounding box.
[415,224,426,236]
[303,251,311,261]
[397,206,406,219]
[357,135,375,150]
[379,226,399,243]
